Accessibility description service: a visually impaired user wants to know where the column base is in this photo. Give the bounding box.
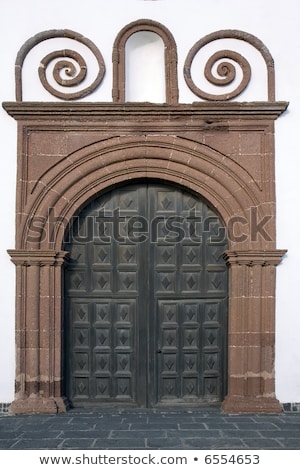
[222,395,282,414]
[8,396,70,415]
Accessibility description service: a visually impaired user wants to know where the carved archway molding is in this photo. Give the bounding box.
[3,100,288,414]
[14,132,273,251]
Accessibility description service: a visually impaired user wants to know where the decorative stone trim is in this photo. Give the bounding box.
[15,29,105,101]
[7,249,69,266]
[184,30,275,102]
[3,101,288,121]
[224,249,288,267]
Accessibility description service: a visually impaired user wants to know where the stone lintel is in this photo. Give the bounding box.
[2,101,289,122]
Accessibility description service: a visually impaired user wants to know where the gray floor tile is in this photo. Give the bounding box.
[0,408,299,450]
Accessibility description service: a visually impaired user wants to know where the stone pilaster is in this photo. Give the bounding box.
[222,249,287,413]
[7,250,69,414]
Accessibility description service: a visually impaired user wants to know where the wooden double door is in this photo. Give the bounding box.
[64,182,228,407]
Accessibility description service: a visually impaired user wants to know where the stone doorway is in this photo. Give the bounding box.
[3,21,288,415]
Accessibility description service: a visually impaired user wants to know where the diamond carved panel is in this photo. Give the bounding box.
[74,378,89,398]
[95,328,110,347]
[162,303,177,323]
[74,352,89,372]
[95,353,110,372]
[69,272,86,291]
[182,273,201,292]
[183,378,197,396]
[93,272,111,292]
[163,354,177,372]
[184,329,198,347]
[119,191,138,211]
[205,328,218,347]
[162,378,177,397]
[118,272,136,292]
[119,246,136,264]
[74,328,89,347]
[68,245,86,265]
[96,378,111,398]
[73,303,89,323]
[117,354,130,371]
[156,246,175,265]
[157,191,176,212]
[94,246,111,264]
[117,378,131,397]
[158,273,175,292]
[95,303,110,323]
[184,304,198,322]
[116,328,131,347]
[205,353,218,371]
[184,353,197,371]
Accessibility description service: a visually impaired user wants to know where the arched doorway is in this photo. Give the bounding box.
[64,181,228,407]
[5,100,287,414]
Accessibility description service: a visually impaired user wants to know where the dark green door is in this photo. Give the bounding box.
[64,182,228,407]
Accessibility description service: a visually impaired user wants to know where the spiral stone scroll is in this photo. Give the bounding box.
[184,30,275,102]
[202,50,251,100]
[15,30,105,101]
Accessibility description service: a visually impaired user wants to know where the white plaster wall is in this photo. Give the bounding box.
[0,0,299,403]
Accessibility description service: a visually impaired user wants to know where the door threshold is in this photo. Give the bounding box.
[67,401,222,413]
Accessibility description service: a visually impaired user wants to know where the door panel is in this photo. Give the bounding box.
[155,299,227,403]
[148,185,227,405]
[64,182,228,407]
[65,186,145,405]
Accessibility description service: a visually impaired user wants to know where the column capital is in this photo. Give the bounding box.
[7,249,69,267]
[223,249,287,267]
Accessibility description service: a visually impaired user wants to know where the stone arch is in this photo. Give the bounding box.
[20,135,264,252]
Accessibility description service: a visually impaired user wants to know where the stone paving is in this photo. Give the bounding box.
[0,407,300,450]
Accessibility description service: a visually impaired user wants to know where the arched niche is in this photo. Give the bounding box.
[112,19,178,104]
[125,31,165,102]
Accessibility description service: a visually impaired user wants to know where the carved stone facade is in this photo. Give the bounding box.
[3,21,288,413]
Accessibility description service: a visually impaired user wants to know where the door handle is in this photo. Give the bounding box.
[157,349,162,354]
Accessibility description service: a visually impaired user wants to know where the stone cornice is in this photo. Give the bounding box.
[2,101,289,122]
[223,249,288,267]
[7,249,69,266]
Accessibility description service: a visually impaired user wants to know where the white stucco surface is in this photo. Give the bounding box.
[0,0,299,403]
